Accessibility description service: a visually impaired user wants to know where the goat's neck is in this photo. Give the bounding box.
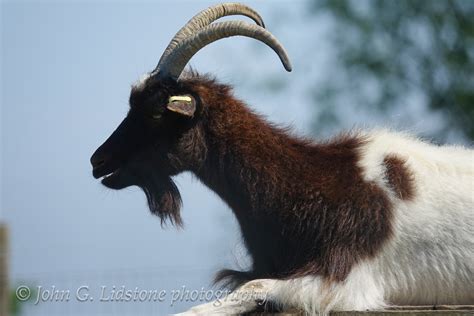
[193,97,310,215]
[187,82,391,281]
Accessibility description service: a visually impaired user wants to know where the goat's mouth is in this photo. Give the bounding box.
[92,163,131,189]
[100,168,132,190]
[92,163,116,180]
[93,162,183,227]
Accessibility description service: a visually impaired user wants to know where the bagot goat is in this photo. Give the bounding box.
[90,3,474,315]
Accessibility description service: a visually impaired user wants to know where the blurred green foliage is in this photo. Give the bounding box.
[9,285,37,316]
[310,0,474,141]
[10,288,22,316]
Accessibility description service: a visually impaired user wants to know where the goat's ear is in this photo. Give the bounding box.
[166,95,196,117]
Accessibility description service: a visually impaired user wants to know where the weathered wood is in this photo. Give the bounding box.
[250,312,473,316]
[388,306,474,311]
[249,306,474,316]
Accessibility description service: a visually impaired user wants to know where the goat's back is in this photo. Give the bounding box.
[358,130,473,305]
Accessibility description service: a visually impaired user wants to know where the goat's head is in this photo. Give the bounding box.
[90,3,291,226]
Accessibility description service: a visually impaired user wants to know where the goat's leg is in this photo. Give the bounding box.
[172,279,277,316]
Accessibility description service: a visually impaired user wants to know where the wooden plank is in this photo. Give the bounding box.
[332,311,474,316]
[388,306,474,311]
[251,312,473,316]
[249,306,474,316]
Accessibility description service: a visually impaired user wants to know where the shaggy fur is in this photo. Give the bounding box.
[91,72,474,315]
[185,75,394,285]
[383,155,415,200]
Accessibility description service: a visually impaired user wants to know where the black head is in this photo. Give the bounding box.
[90,75,204,226]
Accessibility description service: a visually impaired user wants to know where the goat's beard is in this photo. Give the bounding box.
[107,163,183,227]
[101,149,183,227]
[137,174,183,227]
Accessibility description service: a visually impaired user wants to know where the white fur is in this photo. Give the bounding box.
[175,130,473,315]
[357,130,473,306]
[132,72,152,91]
[174,279,275,316]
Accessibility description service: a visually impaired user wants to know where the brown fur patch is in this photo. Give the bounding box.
[383,155,415,200]
[178,73,395,285]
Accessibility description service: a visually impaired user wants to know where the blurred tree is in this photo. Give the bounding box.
[9,285,37,316]
[309,0,474,141]
[10,288,22,316]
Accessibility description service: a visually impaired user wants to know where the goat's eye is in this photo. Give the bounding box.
[151,106,165,120]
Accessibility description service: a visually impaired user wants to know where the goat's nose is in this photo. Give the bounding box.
[90,152,107,169]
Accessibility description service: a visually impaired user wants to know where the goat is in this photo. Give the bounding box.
[90,3,474,315]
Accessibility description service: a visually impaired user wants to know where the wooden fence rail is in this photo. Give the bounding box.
[250,306,474,316]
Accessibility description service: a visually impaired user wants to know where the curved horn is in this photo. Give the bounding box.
[158,21,292,80]
[154,3,265,74]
